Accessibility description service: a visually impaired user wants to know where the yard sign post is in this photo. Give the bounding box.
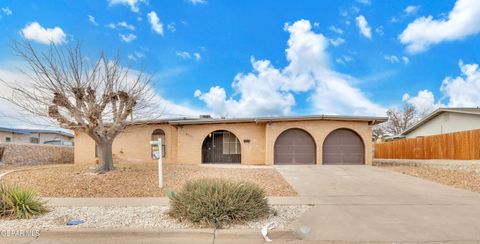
[150,138,163,188]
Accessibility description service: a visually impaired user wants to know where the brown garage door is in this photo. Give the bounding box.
[274,129,316,165]
[323,129,364,165]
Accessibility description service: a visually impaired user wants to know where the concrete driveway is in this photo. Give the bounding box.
[276,165,480,243]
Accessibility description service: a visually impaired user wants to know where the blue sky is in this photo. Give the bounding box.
[0,0,480,126]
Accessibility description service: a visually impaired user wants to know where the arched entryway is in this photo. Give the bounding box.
[202,130,241,164]
[274,128,316,165]
[323,128,364,165]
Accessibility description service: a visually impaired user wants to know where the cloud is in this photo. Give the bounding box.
[167,22,176,32]
[2,7,12,16]
[108,0,145,13]
[194,20,385,117]
[105,21,135,30]
[88,15,98,26]
[384,55,409,64]
[355,15,372,39]
[403,60,480,115]
[127,51,145,61]
[119,33,137,42]
[147,11,163,35]
[399,0,480,53]
[330,37,345,46]
[357,0,371,5]
[188,0,207,5]
[176,51,201,61]
[21,22,67,45]
[336,55,354,65]
[402,90,440,116]
[405,5,420,15]
[329,25,344,34]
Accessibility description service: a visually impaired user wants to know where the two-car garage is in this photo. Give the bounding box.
[274,128,365,165]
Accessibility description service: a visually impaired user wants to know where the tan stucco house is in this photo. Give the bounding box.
[75,115,386,165]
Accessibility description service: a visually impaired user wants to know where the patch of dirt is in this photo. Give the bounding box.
[0,163,297,197]
[378,165,480,193]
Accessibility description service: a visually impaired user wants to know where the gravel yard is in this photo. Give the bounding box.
[378,165,480,193]
[0,205,311,230]
[0,163,297,197]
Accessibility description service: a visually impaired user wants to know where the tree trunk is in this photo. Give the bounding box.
[96,140,114,173]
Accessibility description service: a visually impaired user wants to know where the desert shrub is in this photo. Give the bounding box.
[168,178,271,228]
[0,183,48,219]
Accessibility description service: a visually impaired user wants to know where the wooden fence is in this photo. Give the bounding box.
[374,129,480,160]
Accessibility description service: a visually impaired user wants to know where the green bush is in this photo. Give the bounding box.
[0,183,48,219]
[168,178,271,228]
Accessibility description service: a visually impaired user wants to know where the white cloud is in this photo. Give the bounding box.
[147,11,163,35]
[21,22,67,45]
[375,26,384,35]
[127,51,145,61]
[400,0,480,53]
[405,5,420,15]
[402,90,440,116]
[108,0,145,13]
[355,15,372,39]
[357,0,371,5]
[118,21,135,30]
[105,23,116,29]
[330,37,345,46]
[384,55,409,64]
[167,22,176,32]
[195,20,385,117]
[403,60,480,114]
[336,55,354,65]
[2,7,12,16]
[176,51,201,61]
[329,25,343,34]
[119,33,137,42]
[441,60,480,107]
[188,0,207,5]
[88,15,98,26]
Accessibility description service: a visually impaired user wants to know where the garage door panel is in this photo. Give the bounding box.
[274,129,316,165]
[323,129,364,165]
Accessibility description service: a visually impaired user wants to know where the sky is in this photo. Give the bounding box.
[0,0,480,128]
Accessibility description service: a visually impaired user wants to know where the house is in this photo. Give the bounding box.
[0,127,74,145]
[75,114,386,165]
[401,108,480,138]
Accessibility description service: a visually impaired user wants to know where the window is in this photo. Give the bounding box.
[222,132,240,154]
[5,137,11,143]
[30,137,39,144]
[151,129,166,159]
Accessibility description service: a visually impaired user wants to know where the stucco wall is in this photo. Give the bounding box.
[406,113,480,138]
[74,120,373,165]
[0,142,74,166]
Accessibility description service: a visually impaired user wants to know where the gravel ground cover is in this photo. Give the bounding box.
[0,205,311,230]
[378,165,480,193]
[0,163,297,197]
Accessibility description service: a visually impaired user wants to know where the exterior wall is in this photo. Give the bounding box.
[0,142,73,166]
[406,113,480,138]
[176,123,266,165]
[0,131,73,144]
[265,120,373,165]
[74,120,373,165]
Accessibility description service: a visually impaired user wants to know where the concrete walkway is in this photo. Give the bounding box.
[276,165,480,243]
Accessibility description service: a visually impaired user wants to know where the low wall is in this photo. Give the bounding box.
[0,143,74,166]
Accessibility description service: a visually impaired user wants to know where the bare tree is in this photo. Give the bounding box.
[382,103,417,136]
[1,41,153,172]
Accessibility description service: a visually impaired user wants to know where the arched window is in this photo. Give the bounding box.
[151,129,166,159]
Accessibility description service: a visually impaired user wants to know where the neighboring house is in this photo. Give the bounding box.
[0,127,74,145]
[401,107,480,138]
[75,114,386,165]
